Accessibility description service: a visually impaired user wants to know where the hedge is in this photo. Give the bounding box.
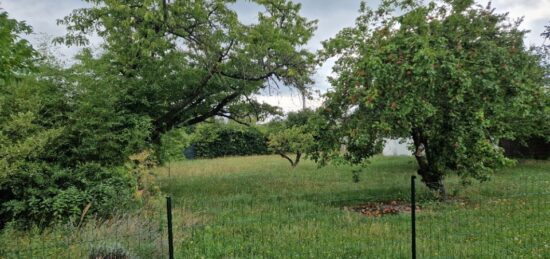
[191,123,269,158]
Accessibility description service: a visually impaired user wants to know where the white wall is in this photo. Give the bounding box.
[382,138,412,156]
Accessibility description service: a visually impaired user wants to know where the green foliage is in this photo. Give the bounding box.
[314,0,548,194]
[0,12,35,86]
[44,49,152,167]
[55,0,316,141]
[269,126,314,155]
[268,126,314,167]
[285,108,315,128]
[266,109,316,167]
[0,58,148,227]
[0,162,136,228]
[0,12,145,227]
[160,127,191,163]
[192,122,269,159]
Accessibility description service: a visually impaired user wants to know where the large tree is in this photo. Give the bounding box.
[56,0,317,143]
[312,0,548,196]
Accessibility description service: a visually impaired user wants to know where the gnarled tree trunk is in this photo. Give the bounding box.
[411,128,446,198]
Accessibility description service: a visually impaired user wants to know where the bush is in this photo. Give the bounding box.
[0,12,149,228]
[0,163,136,228]
[192,123,269,158]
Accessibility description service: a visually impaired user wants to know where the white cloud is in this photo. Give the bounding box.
[479,0,550,46]
[253,94,324,113]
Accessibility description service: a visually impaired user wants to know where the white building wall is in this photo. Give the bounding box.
[382,138,413,156]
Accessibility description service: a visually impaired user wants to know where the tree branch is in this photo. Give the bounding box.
[181,92,241,127]
[217,113,251,126]
[220,71,276,81]
[278,153,295,167]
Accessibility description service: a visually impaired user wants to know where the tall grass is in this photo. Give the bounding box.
[0,200,167,258]
[157,155,550,258]
[1,155,548,258]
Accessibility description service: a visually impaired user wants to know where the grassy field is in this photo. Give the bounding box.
[156,155,550,258]
[1,155,549,258]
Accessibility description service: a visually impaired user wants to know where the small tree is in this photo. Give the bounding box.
[268,109,315,167]
[268,126,313,167]
[312,0,548,196]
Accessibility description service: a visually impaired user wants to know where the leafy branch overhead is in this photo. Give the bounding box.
[55,0,317,142]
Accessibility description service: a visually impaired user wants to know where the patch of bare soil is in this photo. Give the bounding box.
[345,201,420,217]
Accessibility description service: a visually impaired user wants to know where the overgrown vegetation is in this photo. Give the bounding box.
[0,0,316,227]
[0,2,549,256]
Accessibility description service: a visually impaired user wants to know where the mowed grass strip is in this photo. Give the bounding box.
[156,155,550,258]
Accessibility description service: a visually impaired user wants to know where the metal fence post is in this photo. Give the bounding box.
[166,196,174,259]
[411,175,417,259]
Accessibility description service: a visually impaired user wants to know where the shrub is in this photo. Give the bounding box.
[192,123,269,158]
[0,163,136,228]
[0,11,149,228]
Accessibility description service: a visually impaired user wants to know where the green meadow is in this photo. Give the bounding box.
[157,155,550,258]
[1,155,549,258]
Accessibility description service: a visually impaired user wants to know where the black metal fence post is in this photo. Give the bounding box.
[411,175,417,259]
[166,196,174,259]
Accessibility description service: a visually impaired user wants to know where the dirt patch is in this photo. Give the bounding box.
[345,201,420,217]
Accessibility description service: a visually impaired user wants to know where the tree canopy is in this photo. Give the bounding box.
[1,1,318,226]
[311,0,549,196]
[56,0,317,143]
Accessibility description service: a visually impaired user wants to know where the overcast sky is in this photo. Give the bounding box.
[2,0,549,111]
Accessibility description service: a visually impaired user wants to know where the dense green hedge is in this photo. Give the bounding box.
[192,123,269,158]
[500,137,550,160]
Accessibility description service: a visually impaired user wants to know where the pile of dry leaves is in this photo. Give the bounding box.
[345,201,421,217]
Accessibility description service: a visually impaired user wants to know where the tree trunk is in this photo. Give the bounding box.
[279,152,302,168]
[293,151,302,168]
[411,128,446,198]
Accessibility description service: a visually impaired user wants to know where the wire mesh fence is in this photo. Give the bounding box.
[0,205,167,259]
[416,170,550,258]
[1,159,548,258]
[169,193,412,258]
